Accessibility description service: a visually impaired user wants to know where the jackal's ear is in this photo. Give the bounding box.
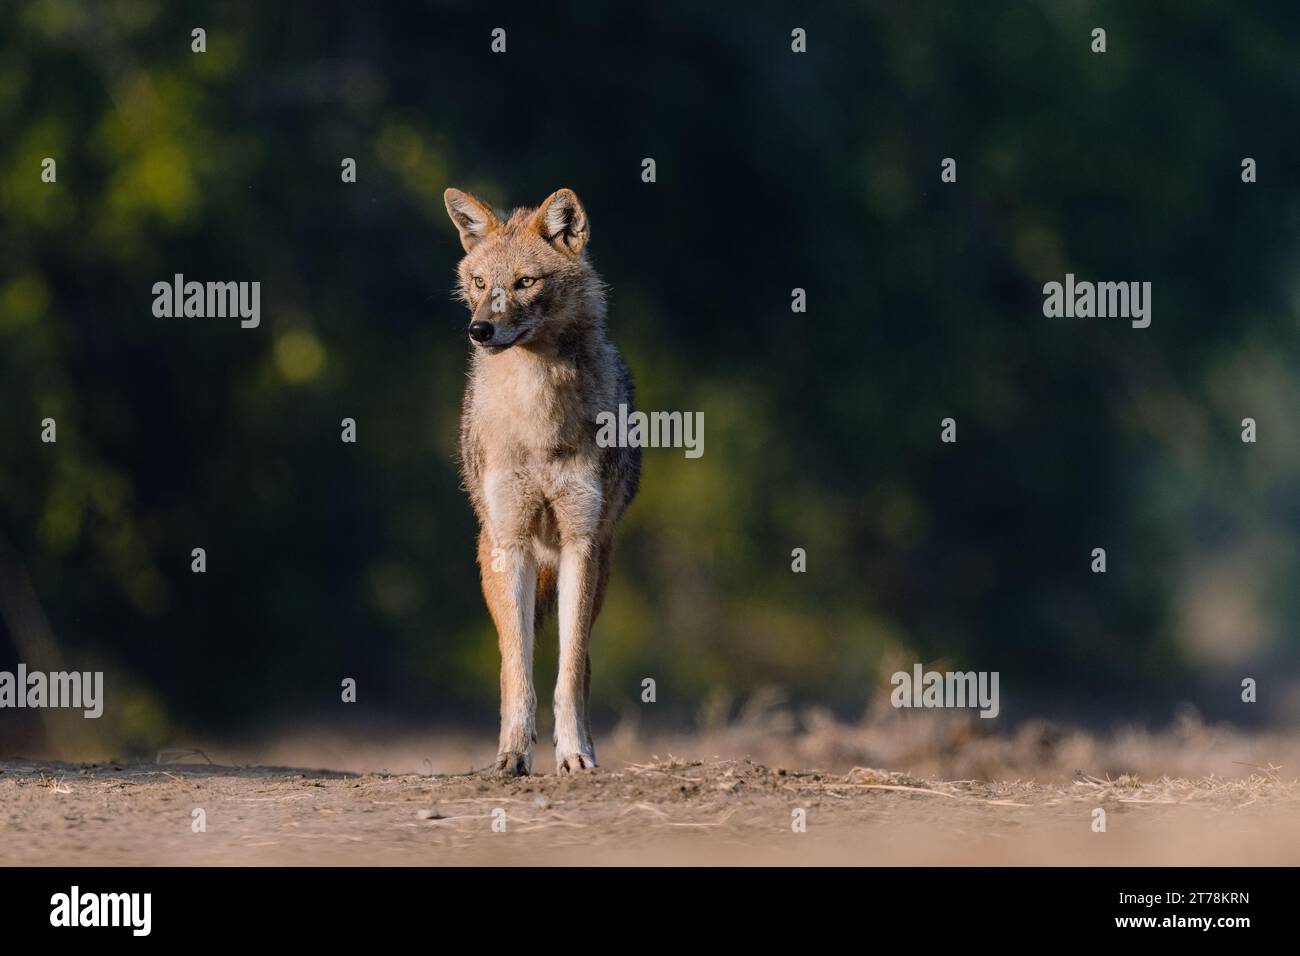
[534,188,589,255]
[444,188,500,253]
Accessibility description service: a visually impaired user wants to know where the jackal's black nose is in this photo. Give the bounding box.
[468,320,494,343]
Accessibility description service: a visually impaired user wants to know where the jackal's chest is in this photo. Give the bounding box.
[466,362,603,544]
[469,354,585,453]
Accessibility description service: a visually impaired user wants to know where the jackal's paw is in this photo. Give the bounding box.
[493,750,532,777]
[555,748,598,775]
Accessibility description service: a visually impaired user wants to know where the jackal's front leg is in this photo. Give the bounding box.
[554,537,599,774]
[478,533,537,776]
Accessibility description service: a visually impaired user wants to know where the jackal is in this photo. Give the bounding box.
[445,186,640,776]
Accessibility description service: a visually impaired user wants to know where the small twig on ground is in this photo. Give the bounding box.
[156,749,214,766]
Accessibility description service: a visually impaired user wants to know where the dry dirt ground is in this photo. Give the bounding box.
[4,712,1300,865]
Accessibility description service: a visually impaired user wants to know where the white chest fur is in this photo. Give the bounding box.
[470,350,603,547]
[471,350,568,458]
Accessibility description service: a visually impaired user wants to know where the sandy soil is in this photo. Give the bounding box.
[4,713,1300,866]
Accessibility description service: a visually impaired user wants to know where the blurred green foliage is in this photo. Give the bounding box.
[2,1,1299,749]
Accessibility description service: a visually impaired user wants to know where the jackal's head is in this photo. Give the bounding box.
[444,187,602,354]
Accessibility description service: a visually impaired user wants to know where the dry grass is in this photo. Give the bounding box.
[211,699,1300,783]
[3,709,1300,865]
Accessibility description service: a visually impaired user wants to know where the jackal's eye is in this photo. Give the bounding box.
[515,276,537,289]
[472,276,485,289]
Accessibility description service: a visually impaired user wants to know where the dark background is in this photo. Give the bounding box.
[3,1,1298,755]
